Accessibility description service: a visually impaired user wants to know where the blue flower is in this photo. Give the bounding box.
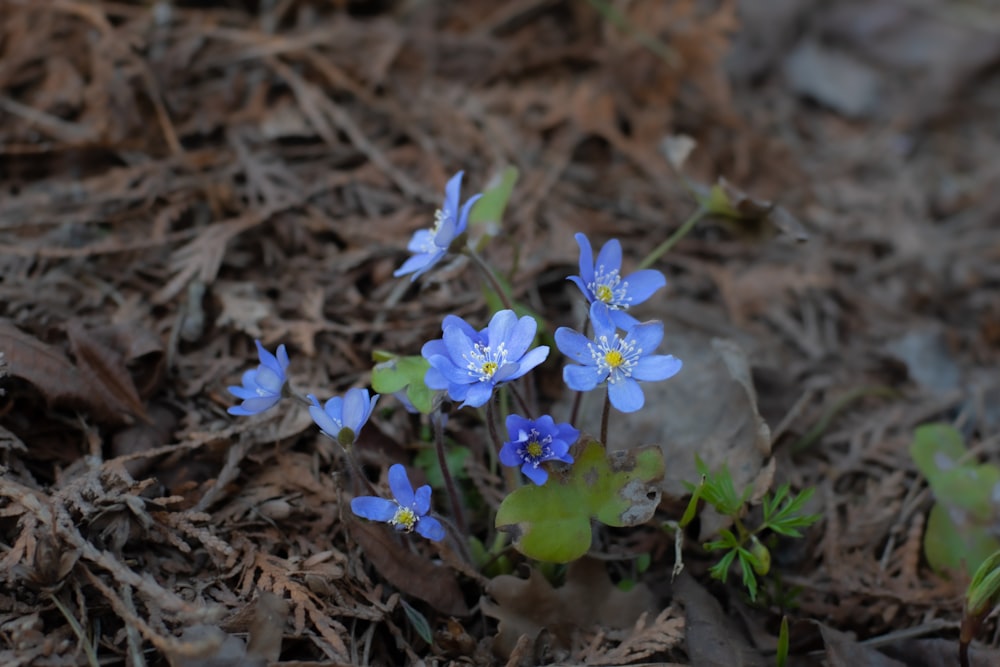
[422,310,549,408]
[394,171,482,281]
[568,232,666,329]
[351,464,445,541]
[308,388,380,447]
[555,303,682,413]
[227,340,289,416]
[499,414,578,485]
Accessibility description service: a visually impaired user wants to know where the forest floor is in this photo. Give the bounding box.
[2,1,1000,665]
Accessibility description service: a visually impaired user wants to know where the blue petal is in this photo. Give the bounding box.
[423,363,450,390]
[574,233,594,283]
[443,326,477,371]
[421,338,448,360]
[228,398,276,416]
[625,321,664,355]
[493,362,521,383]
[609,309,641,330]
[309,398,342,438]
[275,344,290,372]
[406,229,436,253]
[388,464,415,507]
[441,315,480,342]
[504,315,538,359]
[608,379,644,412]
[462,381,494,408]
[227,385,257,400]
[554,422,580,444]
[414,484,432,515]
[567,275,593,302]
[504,345,549,381]
[441,171,465,228]
[254,340,278,371]
[632,354,683,382]
[351,497,397,522]
[554,327,592,364]
[485,310,518,351]
[416,516,445,541]
[589,302,617,340]
[499,442,522,467]
[394,251,437,280]
[505,413,533,437]
[341,388,370,432]
[455,193,481,239]
[254,366,284,393]
[622,269,666,304]
[564,364,602,391]
[431,355,476,386]
[522,463,548,485]
[595,238,622,274]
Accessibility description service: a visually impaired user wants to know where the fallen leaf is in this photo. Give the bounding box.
[674,572,768,667]
[483,557,657,658]
[818,624,906,667]
[349,520,469,616]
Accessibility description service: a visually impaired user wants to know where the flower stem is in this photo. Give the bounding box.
[507,383,532,418]
[636,205,707,270]
[567,314,592,427]
[433,409,466,536]
[466,246,516,312]
[600,389,611,446]
[487,396,520,490]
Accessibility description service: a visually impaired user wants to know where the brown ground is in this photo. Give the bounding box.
[2,1,1000,665]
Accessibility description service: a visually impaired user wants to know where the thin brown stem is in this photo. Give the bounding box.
[507,382,532,418]
[600,389,611,446]
[433,410,466,536]
[466,246,515,312]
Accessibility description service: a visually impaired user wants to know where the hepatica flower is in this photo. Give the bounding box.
[308,388,380,447]
[568,232,666,329]
[227,340,289,416]
[394,171,482,281]
[499,414,578,485]
[422,310,549,408]
[556,303,682,413]
[351,464,445,541]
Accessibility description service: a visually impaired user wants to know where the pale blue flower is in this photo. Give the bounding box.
[351,464,445,541]
[308,388,380,446]
[422,310,549,408]
[555,303,682,413]
[568,232,666,329]
[227,340,289,416]
[499,414,577,485]
[394,171,482,281]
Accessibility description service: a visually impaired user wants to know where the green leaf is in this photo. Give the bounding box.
[399,598,433,644]
[924,503,1000,577]
[910,422,968,487]
[495,439,665,563]
[761,485,820,537]
[693,456,747,517]
[776,616,790,667]
[737,550,759,601]
[967,549,1000,616]
[468,166,519,230]
[371,353,434,415]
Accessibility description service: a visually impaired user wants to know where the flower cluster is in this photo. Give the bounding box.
[226,170,684,544]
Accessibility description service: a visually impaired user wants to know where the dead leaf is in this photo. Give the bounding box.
[349,520,469,617]
[67,320,149,423]
[674,572,768,667]
[483,557,657,658]
[818,624,906,667]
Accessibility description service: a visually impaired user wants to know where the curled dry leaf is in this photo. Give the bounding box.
[482,557,657,659]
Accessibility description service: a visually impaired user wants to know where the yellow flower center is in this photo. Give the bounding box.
[481,361,498,378]
[604,350,624,368]
[526,441,543,458]
[391,506,417,531]
[596,285,614,303]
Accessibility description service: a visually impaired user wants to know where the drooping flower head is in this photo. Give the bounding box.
[351,464,445,541]
[394,171,482,281]
[499,414,578,485]
[227,340,290,416]
[422,310,549,408]
[308,388,380,447]
[568,232,667,329]
[555,303,682,413]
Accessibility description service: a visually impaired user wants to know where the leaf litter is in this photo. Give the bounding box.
[1,0,1000,665]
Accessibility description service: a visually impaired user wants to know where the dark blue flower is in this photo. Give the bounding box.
[308,388,380,447]
[499,414,578,485]
[351,464,445,541]
[568,232,666,329]
[422,310,549,408]
[394,171,482,281]
[227,340,289,416]
[555,303,682,413]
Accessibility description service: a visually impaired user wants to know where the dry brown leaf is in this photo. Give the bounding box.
[349,520,469,617]
[67,319,149,423]
[674,572,768,667]
[483,557,657,659]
